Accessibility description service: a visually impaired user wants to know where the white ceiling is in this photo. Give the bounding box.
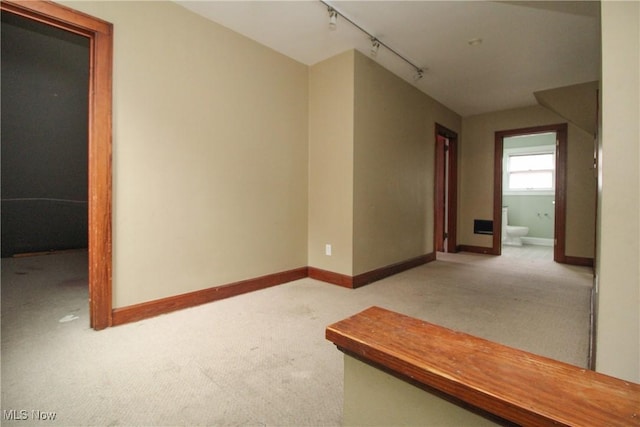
[176,1,601,117]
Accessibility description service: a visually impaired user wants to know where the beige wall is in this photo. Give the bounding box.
[62,1,309,307]
[460,105,596,258]
[596,0,640,383]
[343,355,497,426]
[566,126,597,258]
[534,81,599,136]
[308,51,355,275]
[352,52,460,275]
[307,50,460,277]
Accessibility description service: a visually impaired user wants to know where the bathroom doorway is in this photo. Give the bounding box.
[493,124,568,262]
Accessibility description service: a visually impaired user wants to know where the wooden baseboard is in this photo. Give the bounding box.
[353,253,436,288]
[308,267,353,288]
[457,245,498,255]
[562,256,594,267]
[112,253,439,326]
[111,267,308,326]
[109,249,592,328]
[309,253,436,289]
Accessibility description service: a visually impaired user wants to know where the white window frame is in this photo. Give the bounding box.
[503,145,556,196]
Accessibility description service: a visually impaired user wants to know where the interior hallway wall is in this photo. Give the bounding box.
[308,51,355,276]
[459,105,596,259]
[596,0,640,383]
[352,51,460,275]
[61,1,309,308]
[307,50,461,278]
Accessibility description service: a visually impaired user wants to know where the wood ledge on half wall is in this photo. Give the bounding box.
[326,306,640,427]
[110,252,436,327]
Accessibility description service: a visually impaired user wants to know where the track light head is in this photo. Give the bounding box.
[328,8,337,31]
[370,38,380,57]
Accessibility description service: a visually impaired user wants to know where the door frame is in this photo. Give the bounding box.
[1,0,113,329]
[493,123,567,262]
[434,123,458,253]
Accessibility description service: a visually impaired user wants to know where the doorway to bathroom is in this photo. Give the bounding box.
[493,124,568,262]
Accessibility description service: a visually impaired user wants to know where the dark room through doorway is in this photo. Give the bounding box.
[1,10,89,326]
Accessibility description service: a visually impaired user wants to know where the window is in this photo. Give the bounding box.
[504,147,555,195]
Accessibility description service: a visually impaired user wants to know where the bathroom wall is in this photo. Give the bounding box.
[503,133,555,240]
[502,196,554,238]
[504,133,554,150]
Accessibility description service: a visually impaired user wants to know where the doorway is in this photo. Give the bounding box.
[434,124,458,254]
[0,0,113,330]
[494,123,568,262]
[1,11,89,256]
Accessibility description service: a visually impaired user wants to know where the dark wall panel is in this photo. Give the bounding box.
[1,12,90,257]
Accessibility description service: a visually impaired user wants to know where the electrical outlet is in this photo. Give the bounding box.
[325,244,332,256]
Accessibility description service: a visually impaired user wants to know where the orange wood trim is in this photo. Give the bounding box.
[309,254,436,289]
[326,306,640,427]
[434,136,446,252]
[0,0,111,34]
[493,131,504,254]
[435,123,459,254]
[554,124,568,263]
[88,14,113,331]
[562,256,594,267]
[111,267,308,326]
[352,253,435,288]
[308,267,354,288]
[457,245,499,255]
[447,136,458,253]
[1,0,113,330]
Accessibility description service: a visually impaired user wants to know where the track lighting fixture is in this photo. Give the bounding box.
[328,8,337,31]
[370,38,380,57]
[321,1,425,83]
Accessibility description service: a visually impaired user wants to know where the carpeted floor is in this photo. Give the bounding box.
[1,249,593,426]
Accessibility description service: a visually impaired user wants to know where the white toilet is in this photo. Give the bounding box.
[502,207,529,246]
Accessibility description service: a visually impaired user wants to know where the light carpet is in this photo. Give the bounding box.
[1,250,593,426]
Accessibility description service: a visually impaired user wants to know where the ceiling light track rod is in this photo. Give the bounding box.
[320,0,424,78]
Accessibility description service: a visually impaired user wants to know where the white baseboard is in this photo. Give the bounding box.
[521,237,554,246]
